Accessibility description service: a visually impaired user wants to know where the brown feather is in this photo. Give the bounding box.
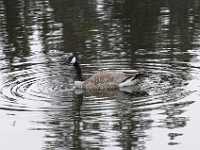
[82,71,136,90]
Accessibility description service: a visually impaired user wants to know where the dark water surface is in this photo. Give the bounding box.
[0,0,200,149]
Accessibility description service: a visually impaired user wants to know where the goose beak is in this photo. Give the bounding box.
[65,55,73,65]
[66,58,71,65]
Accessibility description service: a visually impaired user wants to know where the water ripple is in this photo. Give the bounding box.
[0,55,193,114]
[0,64,75,112]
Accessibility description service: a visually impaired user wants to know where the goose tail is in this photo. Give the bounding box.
[119,73,144,88]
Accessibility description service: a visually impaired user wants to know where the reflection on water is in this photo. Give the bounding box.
[0,0,200,149]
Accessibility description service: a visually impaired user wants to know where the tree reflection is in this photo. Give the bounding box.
[41,93,83,150]
[3,0,30,61]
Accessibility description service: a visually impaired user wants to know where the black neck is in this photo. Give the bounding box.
[74,62,83,81]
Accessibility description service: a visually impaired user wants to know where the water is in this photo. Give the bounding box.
[0,0,200,149]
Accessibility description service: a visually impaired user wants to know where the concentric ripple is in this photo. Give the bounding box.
[0,58,193,113]
[0,64,75,111]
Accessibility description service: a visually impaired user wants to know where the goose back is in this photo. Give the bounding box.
[86,71,129,83]
[82,71,136,90]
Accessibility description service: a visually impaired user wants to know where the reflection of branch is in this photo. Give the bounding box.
[72,93,83,149]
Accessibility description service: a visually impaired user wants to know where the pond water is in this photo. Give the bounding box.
[0,0,200,150]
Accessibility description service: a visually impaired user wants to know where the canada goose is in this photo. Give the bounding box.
[67,53,144,90]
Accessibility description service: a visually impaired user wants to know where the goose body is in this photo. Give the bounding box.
[74,71,141,89]
[67,54,144,90]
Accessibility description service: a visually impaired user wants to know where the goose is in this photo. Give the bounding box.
[67,53,144,90]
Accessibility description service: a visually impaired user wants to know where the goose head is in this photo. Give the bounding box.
[67,53,79,66]
[67,53,83,81]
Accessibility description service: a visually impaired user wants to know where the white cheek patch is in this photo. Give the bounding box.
[71,57,76,64]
